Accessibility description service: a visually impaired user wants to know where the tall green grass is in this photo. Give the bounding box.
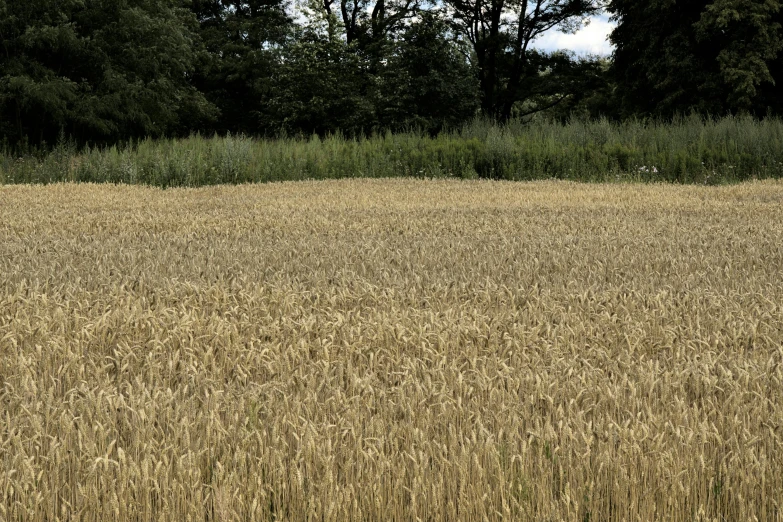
[2,116,782,186]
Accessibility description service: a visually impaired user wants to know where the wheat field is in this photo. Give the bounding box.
[1,179,782,521]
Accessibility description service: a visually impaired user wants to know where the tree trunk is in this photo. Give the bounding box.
[501,0,535,120]
[340,0,357,44]
[480,0,504,118]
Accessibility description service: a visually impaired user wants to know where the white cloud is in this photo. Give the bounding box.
[532,15,615,57]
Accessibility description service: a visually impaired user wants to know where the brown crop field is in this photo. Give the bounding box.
[1,179,783,521]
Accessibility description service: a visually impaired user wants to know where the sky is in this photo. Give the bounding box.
[532,14,616,57]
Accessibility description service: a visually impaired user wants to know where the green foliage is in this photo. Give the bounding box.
[446,0,602,120]
[190,0,293,134]
[533,56,618,121]
[267,16,480,136]
[0,0,217,146]
[694,0,783,112]
[3,116,782,186]
[2,0,779,145]
[374,14,480,133]
[268,31,377,136]
[609,0,783,117]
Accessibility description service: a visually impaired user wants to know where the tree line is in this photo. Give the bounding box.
[1,0,781,147]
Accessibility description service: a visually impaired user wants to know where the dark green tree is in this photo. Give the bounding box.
[695,0,783,113]
[444,0,602,120]
[190,0,293,134]
[267,29,376,135]
[306,0,424,117]
[374,14,480,132]
[270,9,479,135]
[609,0,783,117]
[518,52,617,121]
[0,0,216,146]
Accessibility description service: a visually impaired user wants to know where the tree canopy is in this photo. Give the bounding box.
[609,0,783,117]
[1,0,780,147]
[0,0,216,146]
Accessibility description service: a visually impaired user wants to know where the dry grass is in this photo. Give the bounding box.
[1,179,782,521]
